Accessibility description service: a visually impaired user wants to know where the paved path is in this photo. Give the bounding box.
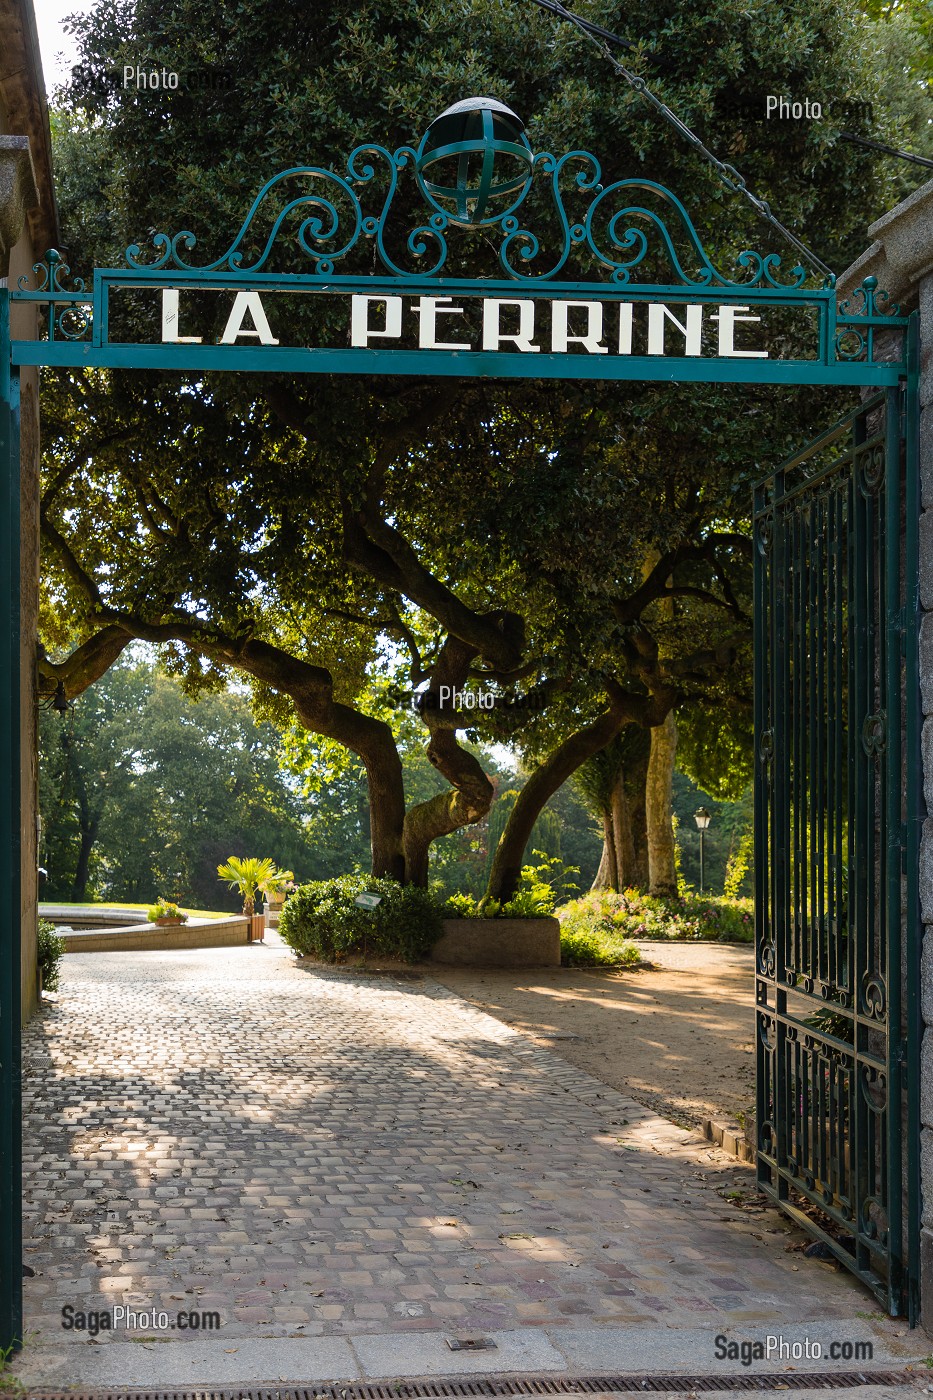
[431,940,757,1130]
[16,942,928,1386]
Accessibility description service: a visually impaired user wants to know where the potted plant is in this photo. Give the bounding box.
[260,869,295,911]
[217,856,277,941]
[147,899,189,927]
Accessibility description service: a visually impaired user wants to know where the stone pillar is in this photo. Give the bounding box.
[0,134,39,1026]
[0,136,38,277]
[840,176,933,1328]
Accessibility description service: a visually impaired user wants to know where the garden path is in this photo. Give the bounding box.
[14,940,926,1387]
[429,940,757,1131]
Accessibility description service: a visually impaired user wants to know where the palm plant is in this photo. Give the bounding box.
[217,856,277,916]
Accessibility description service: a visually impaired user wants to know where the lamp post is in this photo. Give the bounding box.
[694,807,711,892]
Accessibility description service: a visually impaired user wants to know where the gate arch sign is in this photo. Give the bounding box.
[5,96,914,385]
[0,96,921,1346]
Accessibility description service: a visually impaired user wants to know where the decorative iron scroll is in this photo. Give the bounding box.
[7,98,914,385]
[120,150,814,290]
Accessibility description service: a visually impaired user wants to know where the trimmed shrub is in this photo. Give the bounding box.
[279,874,443,963]
[37,918,66,992]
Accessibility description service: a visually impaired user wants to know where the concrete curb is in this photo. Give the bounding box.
[701,1115,755,1164]
[11,1319,928,1389]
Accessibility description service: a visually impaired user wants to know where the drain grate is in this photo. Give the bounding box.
[22,1370,916,1400]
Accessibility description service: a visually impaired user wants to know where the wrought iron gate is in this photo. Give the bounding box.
[753,363,921,1319]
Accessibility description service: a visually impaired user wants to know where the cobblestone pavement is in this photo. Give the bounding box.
[21,942,877,1350]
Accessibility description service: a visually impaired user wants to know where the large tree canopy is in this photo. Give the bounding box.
[39,0,918,891]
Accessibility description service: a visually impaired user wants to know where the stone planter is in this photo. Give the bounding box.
[248,912,266,943]
[153,916,186,927]
[431,917,560,968]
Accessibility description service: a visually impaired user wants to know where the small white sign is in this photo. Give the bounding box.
[354,892,382,910]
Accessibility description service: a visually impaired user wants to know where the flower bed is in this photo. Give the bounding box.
[558,889,754,949]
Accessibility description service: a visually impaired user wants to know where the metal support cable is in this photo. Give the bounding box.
[528,0,836,283]
[839,132,933,170]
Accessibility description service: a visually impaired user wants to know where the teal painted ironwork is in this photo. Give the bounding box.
[0,287,23,1354]
[6,102,912,386]
[753,333,921,1319]
[415,97,533,227]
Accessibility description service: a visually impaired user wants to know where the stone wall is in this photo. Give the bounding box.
[0,0,58,1024]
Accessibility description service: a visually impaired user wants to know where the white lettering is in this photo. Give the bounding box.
[161,289,202,344]
[123,66,134,88]
[350,295,403,347]
[482,299,540,353]
[618,303,634,355]
[766,96,777,118]
[551,300,608,354]
[647,303,702,356]
[219,291,279,345]
[414,296,470,351]
[712,304,768,358]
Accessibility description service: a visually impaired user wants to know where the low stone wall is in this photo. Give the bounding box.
[40,904,150,929]
[59,916,251,953]
[431,917,560,968]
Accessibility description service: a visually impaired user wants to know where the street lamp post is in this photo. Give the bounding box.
[694,807,711,892]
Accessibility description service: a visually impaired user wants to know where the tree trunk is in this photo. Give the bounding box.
[402,729,494,886]
[72,813,99,902]
[361,737,406,882]
[402,636,496,886]
[646,711,678,895]
[487,708,628,902]
[590,811,618,891]
[611,773,637,888]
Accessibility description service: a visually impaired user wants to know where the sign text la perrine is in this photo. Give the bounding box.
[161,289,769,360]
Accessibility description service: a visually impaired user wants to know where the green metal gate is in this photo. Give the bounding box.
[753,338,921,1319]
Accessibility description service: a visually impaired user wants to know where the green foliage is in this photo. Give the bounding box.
[723,830,755,899]
[445,851,576,918]
[676,706,754,801]
[559,925,642,968]
[260,868,295,899]
[146,899,187,922]
[672,770,754,895]
[39,649,316,908]
[279,874,442,962]
[558,889,754,942]
[37,919,66,993]
[217,856,278,910]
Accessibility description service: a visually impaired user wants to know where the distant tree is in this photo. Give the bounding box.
[40,650,314,906]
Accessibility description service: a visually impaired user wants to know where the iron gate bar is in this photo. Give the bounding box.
[753,350,921,1319]
[904,314,922,1321]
